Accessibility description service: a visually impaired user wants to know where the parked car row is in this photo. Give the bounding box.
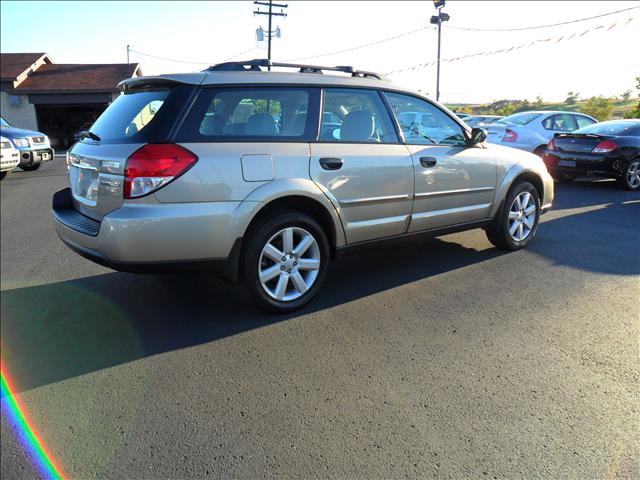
[455,110,639,191]
[0,116,55,179]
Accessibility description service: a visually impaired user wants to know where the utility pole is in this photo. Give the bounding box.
[254,1,288,70]
[430,0,450,102]
[126,44,130,64]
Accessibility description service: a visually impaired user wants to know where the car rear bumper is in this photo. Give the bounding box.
[52,187,253,280]
[18,147,55,166]
[544,151,623,178]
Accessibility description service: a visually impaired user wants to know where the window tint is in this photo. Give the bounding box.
[574,115,596,129]
[501,112,541,126]
[542,114,578,132]
[178,87,314,141]
[383,91,466,145]
[89,89,170,142]
[575,120,640,136]
[320,88,398,143]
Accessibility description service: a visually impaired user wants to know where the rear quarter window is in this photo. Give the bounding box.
[86,85,195,144]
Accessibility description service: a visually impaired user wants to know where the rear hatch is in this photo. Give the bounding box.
[551,133,609,154]
[68,78,199,221]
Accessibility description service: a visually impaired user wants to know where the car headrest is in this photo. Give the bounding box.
[341,110,375,142]
[245,113,278,136]
[200,115,225,135]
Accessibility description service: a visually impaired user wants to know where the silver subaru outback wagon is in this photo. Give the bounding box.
[52,59,554,313]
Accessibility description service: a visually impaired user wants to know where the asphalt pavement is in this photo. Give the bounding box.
[1,156,638,479]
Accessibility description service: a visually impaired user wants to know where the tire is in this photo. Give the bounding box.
[20,162,41,171]
[617,159,640,191]
[533,146,547,158]
[242,211,330,313]
[0,171,7,181]
[485,181,541,251]
[552,172,577,183]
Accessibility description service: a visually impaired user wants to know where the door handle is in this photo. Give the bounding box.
[420,156,437,168]
[319,157,344,170]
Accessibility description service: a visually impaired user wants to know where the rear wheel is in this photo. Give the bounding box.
[243,211,329,313]
[533,146,547,158]
[20,163,41,171]
[552,172,577,183]
[618,160,640,191]
[486,181,541,250]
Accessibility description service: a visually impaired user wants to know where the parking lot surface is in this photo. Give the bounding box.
[1,157,638,479]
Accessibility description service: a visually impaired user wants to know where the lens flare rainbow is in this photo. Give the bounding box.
[1,365,65,480]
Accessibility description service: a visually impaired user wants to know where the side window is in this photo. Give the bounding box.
[543,114,578,132]
[177,87,314,141]
[320,88,398,143]
[574,115,596,129]
[383,91,466,146]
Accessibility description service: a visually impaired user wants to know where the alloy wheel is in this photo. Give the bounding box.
[508,191,537,242]
[258,227,321,302]
[626,161,640,189]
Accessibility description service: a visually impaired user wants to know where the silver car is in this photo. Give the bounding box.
[52,59,554,313]
[486,111,597,157]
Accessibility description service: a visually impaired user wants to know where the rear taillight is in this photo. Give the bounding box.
[547,138,555,151]
[124,144,197,199]
[502,128,518,142]
[592,140,618,154]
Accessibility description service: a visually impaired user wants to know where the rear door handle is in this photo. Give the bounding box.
[420,156,437,168]
[319,157,344,170]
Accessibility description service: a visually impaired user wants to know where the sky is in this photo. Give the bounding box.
[1,0,638,104]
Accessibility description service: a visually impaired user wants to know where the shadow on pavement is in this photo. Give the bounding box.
[1,236,504,393]
[1,183,637,394]
[552,177,639,210]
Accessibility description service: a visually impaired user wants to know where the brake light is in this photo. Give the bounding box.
[547,138,555,151]
[124,144,197,199]
[502,128,518,142]
[592,140,618,154]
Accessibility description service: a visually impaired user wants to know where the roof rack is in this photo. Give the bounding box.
[205,59,385,80]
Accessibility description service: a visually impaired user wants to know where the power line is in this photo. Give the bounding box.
[386,17,635,75]
[283,25,431,62]
[129,46,259,66]
[444,5,640,32]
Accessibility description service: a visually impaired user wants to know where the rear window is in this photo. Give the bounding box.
[176,87,319,141]
[500,112,542,126]
[575,121,640,136]
[86,84,195,144]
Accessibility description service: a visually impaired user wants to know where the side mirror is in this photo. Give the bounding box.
[468,127,487,145]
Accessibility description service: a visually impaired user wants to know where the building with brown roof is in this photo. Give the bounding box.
[1,53,140,148]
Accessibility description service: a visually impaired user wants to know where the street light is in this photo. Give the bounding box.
[430,0,450,102]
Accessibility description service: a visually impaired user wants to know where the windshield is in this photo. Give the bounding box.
[575,120,640,136]
[0,117,10,127]
[500,112,542,126]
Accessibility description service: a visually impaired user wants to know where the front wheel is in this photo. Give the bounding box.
[20,163,41,171]
[486,181,541,250]
[618,160,640,191]
[243,212,330,313]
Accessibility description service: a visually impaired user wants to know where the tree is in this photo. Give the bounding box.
[579,96,614,121]
[533,95,545,108]
[622,76,640,119]
[565,91,580,104]
[621,90,632,102]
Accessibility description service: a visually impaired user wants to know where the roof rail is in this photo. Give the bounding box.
[205,59,385,80]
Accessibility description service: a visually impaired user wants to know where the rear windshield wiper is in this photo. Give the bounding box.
[78,131,101,142]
